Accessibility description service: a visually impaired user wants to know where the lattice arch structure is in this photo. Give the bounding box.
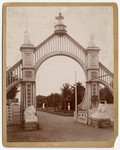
[6,13,114,125]
[34,33,87,77]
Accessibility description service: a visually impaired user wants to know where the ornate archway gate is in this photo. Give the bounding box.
[6,13,113,125]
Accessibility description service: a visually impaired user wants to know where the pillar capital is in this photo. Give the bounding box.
[20,45,35,52]
[20,44,35,70]
[86,47,100,54]
[86,46,100,71]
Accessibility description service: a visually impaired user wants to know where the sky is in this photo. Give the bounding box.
[6,6,114,96]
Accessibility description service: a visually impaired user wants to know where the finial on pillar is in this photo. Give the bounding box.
[88,33,96,47]
[23,30,33,46]
[54,13,67,36]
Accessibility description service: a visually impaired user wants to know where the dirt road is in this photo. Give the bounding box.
[7,111,114,142]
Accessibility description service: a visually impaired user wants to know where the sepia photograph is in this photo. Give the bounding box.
[2,2,118,148]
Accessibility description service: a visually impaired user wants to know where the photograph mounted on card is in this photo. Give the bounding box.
[3,2,118,148]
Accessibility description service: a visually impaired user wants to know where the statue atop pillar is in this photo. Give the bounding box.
[88,33,96,47]
[23,30,33,46]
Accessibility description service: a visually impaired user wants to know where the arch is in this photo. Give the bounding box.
[34,34,86,71]
[34,51,87,79]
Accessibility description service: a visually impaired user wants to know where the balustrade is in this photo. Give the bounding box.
[6,60,22,87]
[99,63,113,88]
[34,34,86,65]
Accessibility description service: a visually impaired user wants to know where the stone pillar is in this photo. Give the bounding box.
[20,44,36,126]
[86,46,100,108]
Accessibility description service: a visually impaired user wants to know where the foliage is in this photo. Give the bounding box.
[60,83,72,112]
[48,93,61,111]
[36,82,85,111]
[36,95,46,108]
[36,93,61,111]
[70,82,85,110]
[99,87,113,103]
[7,85,19,99]
[76,82,85,105]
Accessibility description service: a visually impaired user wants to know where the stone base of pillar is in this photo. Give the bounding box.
[89,117,111,128]
[89,103,111,128]
[23,121,39,131]
[74,110,88,124]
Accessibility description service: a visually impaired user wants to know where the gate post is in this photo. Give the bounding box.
[86,36,100,109]
[20,32,36,126]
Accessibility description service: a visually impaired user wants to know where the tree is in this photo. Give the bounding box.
[76,82,85,105]
[36,95,46,108]
[99,87,113,103]
[61,83,73,112]
[36,82,85,111]
[70,82,85,110]
[49,93,61,111]
[36,93,61,110]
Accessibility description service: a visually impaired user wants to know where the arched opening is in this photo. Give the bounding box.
[35,51,87,78]
[36,55,86,113]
